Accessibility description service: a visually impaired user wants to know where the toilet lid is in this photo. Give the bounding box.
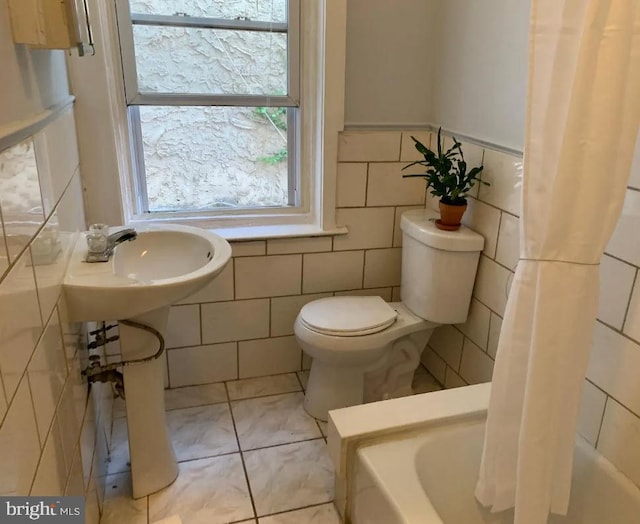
[299,296,398,336]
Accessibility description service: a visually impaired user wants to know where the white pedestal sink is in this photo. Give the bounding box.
[63,224,231,498]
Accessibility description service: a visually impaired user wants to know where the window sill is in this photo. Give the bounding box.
[212,224,348,241]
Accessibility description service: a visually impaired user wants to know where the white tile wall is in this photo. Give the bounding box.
[238,336,301,379]
[336,163,367,208]
[168,343,238,387]
[338,131,401,162]
[459,338,494,385]
[577,380,607,446]
[366,163,426,207]
[302,251,365,293]
[462,198,501,258]
[235,255,302,299]
[177,262,234,304]
[166,305,200,348]
[201,300,270,344]
[624,277,640,342]
[473,256,512,316]
[400,132,432,162]
[363,248,402,288]
[478,149,523,217]
[456,298,490,350]
[598,255,635,330]
[270,293,332,337]
[267,237,332,255]
[597,398,640,487]
[334,207,395,251]
[0,107,107,508]
[607,189,640,266]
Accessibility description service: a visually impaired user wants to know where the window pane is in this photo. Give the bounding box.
[129,0,287,23]
[138,106,290,212]
[133,25,287,96]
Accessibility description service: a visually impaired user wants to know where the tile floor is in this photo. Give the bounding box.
[102,366,441,524]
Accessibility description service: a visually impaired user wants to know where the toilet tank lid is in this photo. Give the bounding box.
[400,209,485,252]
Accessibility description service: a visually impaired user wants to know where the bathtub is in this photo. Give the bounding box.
[349,411,640,523]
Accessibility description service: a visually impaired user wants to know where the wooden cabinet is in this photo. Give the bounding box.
[7,0,93,52]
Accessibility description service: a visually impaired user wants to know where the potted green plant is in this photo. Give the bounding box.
[402,128,486,231]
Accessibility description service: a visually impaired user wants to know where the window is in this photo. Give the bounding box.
[114,0,305,221]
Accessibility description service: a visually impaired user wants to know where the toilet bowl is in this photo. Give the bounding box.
[295,298,437,419]
[294,209,485,421]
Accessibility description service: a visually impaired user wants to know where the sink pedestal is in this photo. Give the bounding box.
[120,306,178,498]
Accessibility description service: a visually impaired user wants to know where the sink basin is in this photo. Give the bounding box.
[63,224,231,321]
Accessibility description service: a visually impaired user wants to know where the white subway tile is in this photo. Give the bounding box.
[462,198,500,258]
[623,275,640,343]
[334,207,395,251]
[238,336,301,378]
[336,163,367,207]
[444,368,468,389]
[495,212,520,270]
[165,305,200,348]
[367,163,426,207]
[27,313,67,444]
[459,338,494,385]
[577,380,607,446]
[598,255,635,331]
[168,343,237,387]
[0,251,42,401]
[606,189,640,266]
[597,398,640,487]
[473,256,512,316]
[456,298,490,350]
[392,286,402,302]
[64,446,84,496]
[478,149,523,217]
[230,241,266,257]
[235,255,302,299]
[0,378,41,495]
[428,325,464,371]
[267,237,332,255]
[302,352,312,371]
[31,419,66,496]
[177,262,234,304]
[338,131,401,162]
[420,347,446,384]
[335,287,393,301]
[271,293,332,337]
[487,313,503,359]
[393,206,424,247]
[303,251,364,293]
[587,322,640,415]
[400,131,432,162]
[31,218,67,325]
[202,299,269,344]
[363,248,402,288]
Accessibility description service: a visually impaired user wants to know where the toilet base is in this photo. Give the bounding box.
[304,361,366,421]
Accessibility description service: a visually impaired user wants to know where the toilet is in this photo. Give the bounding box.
[294,209,485,420]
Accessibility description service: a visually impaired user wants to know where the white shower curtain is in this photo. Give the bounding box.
[475,1,640,523]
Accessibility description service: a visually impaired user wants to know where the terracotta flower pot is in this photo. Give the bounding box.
[437,199,467,231]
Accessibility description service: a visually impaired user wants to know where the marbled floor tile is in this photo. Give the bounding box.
[297,371,310,390]
[107,417,130,475]
[227,373,301,401]
[317,420,328,437]
[244,439,334,516]
[412,366,443,395]
[149,454,254,524]
[165,383,228,410]
[100,473,147,524]
[167,403,238,461]
[258,503,340,524]
[232,393,321,450]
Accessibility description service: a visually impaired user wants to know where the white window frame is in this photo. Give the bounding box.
[94,0,346,237]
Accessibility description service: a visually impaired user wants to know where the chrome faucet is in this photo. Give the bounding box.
[86,227,138,263]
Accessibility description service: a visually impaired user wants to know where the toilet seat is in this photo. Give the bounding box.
[299,296,398,337]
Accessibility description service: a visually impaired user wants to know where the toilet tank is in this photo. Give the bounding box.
[400,209,485,324]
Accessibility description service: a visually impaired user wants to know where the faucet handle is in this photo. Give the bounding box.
[87,224,109,253]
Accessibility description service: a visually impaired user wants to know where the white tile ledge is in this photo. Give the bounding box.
[327,382,491,479]
[212,224,348,241]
